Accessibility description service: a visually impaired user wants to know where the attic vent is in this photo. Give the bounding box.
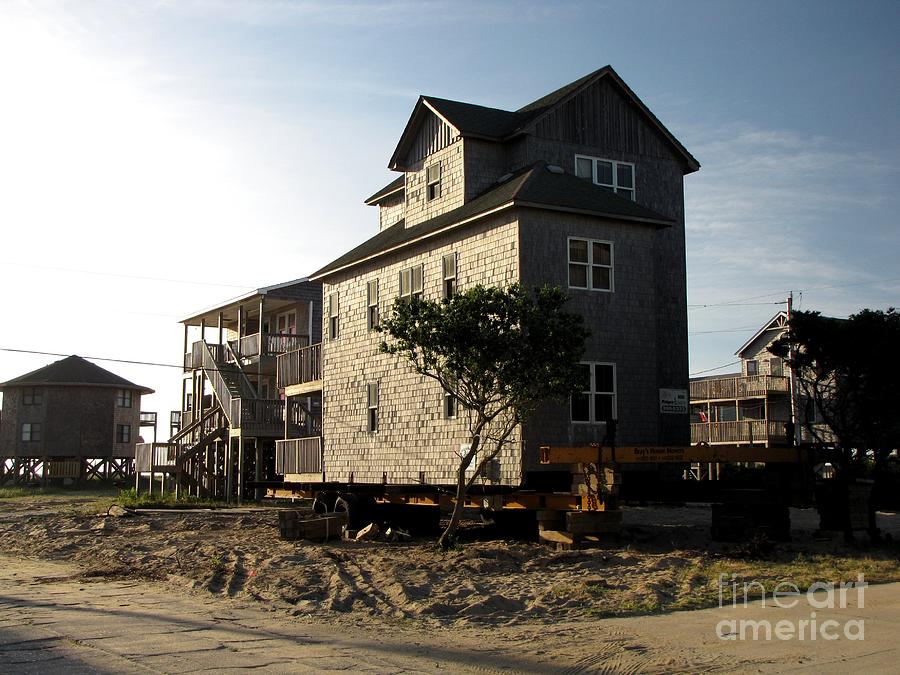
[546,164,564,174]
[496,173,513,184]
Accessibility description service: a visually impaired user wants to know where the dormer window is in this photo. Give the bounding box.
[426,163,441,201]
[575,155,635,200]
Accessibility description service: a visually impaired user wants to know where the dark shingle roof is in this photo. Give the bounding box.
[312,163,672,279]
[364,175,404,205]
[0,355,154,394]
[389,65,699,173]
[422,96,528,140]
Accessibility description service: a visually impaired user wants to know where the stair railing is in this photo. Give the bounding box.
[222,340,258,398]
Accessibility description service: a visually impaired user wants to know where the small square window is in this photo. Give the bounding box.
[568,237,613,292]
[117,389,133,408]
[21,423,42,442]
[23,388,43,405]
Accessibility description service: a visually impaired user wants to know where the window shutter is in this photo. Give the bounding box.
[442,253,456,279]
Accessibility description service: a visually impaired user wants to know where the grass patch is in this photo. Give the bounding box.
[115,488,231,510]
[0,485,118,500]
[588,549,900,618]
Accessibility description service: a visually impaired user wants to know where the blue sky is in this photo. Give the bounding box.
[1,0,898,423]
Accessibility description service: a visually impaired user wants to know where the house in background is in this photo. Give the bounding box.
[138,278,322,497]
[0,355,154,484]
[690,311,832,448]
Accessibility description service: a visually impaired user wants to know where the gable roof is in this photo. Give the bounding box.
[0,355,154,394]
[388,65,700,173]
[364,175,405,205]
[180,277,319,324]
[735,311,789,358]
[311,162,672,280]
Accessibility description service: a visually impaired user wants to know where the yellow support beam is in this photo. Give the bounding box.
[539,445,808,465]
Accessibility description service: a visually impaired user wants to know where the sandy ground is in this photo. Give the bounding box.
[1,496,898,631]
[5,553,899,674]
[2,496,900,672]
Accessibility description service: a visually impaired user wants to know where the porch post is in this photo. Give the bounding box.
[218,311,224,347]
[237,436,244,506]
[182,323,189,368]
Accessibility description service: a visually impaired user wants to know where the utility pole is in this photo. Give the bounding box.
[786,292,801,447]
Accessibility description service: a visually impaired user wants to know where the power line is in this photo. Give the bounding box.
[688,301,783,310]
[0,261,257,290]
[690,360,740,376]
[0,348,182,369]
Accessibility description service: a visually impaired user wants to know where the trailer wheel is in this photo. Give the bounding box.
[335,493,377,529]
[313,490,339,514]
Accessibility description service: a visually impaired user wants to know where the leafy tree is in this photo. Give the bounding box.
[379,283,588,549]
[770,308,900,530]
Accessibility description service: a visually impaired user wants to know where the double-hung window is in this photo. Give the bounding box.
[23,388,42,405]
[568,237,613,291]
[571,362,616,424]
[574,155,634,200]
[399,265,423,301]
[21,423,41,442]
[116,424,131,444]
[426,163,441,201]
[117,389,133,408]
[366,383,379,432]
[366,280,379,330]
[327,292,339,339]
[442,253,457,299]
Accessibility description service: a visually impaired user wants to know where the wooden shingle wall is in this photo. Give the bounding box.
[321,213,522,485]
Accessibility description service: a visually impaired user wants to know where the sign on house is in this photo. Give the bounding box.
[659,388,688,414]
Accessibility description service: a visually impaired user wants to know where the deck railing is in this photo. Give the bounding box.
[277,343,322,389]
[135,442,181,472]
[227,333,309,360]
[275,436,323,475]
[691,420,789,445]
[230,398,285,428]
[690,375,790,401]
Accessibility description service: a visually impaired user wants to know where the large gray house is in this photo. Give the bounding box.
[299,65,700,489]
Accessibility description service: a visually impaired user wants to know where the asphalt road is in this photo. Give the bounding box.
[2,554,899,674]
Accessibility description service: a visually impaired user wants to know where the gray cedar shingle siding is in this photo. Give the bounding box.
[315,65,695,485]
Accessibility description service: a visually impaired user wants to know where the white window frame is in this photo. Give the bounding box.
[399,265,423,301]
[366,382,379,432]
[276,310,297,335]
[567,237,614,292]
[366,279,379,331]
[327,292,339,340]
[574,154,635,200]
[570,362,617,424]
[117,389,133,408]
[442,252,457,299]
[426,163,441,201]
